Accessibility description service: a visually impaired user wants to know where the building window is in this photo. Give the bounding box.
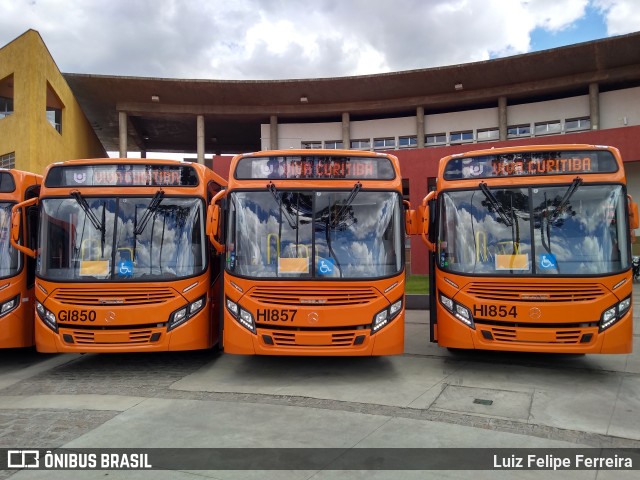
[425,133,446,146]
[0,74,14,119]
[534,120,561,136]
[46,82,64,135]
[565,117,591,132]
[450,130,473,143]
[477,128,499,142]
[373,137,396,149]
[507,124,531,138]
[399,136,417,148]
[0,152,15,169]
[301,141,321,149]
[350,139,371,149]
[324,140,343,149]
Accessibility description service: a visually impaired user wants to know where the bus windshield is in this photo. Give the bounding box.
[226,190,402,279]
[0,202,21,279]
[38,196,205,281]
[438,184,629,275]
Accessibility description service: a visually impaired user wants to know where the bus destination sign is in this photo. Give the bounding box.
[443,150,619,180]
[0,171,16,193]
[45,164,199,188]
[235,156,395,180]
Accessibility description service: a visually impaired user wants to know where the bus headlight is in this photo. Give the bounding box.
[36,301,58,332]
[226,297,255,333]
[600,296,631,332]
[0,295,20,317]
[372,298,403,333]
[439,292,475,329]
[168,295,206,332]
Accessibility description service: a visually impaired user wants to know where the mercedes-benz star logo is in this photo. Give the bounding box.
[529,307,542,320]
[105,311,117,323]
[307,312,319,324]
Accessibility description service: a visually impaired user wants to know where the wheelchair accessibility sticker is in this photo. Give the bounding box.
[317,258,334,276]
[539,253,557,270]
[117,260,134,278]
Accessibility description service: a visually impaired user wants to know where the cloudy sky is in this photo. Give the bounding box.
[1,0,638,80]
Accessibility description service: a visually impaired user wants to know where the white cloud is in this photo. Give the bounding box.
[0,0,635,80]
[593,0,640,35]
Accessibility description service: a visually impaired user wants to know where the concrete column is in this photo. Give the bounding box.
[270,115,278,150]
[118,111,128,158]
[197,115,205,164]
[498,96,507,141]
[141,150,147,159]
[589,83,600,130]
[342,112,350,149]
[416,107,425,148]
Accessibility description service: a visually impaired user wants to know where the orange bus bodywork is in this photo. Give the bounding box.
[222,275,405,356]
[424,144,634,354]
[18,159,226,353]
[219,150,407,356]
[0,170,41,348]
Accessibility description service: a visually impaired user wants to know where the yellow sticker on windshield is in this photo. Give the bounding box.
[495,254,529,270]
[278,257,309,273]
[80,260,110,276]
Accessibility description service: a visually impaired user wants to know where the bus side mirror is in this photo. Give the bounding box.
[207,189,227,254]
[628,195,639,230]
[405,209,420,235]
[420,191,436,252]
[10,199,38,258]
[403,200,421,235]
[10,208,21,243]
[206,204,225,253]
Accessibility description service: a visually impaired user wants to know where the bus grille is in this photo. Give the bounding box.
[270,331,358,347]
[477,325,592,345]
[67,329,158,345]
[249,286,378,306]
[52,287,177,306]
[465,283,606,302]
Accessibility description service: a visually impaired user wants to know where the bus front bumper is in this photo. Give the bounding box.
[436,306,633,354]
[34,308,213,353]
[223,310,404,356]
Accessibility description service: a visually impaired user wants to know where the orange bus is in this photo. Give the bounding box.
[419,144,638,354]
[1,169,41,348]
[207,150,409,355]
[11,159,226,352]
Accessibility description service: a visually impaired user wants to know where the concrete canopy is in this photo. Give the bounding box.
[62,31,640,156]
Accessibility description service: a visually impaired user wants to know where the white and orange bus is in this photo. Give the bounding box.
[1,169,41,348]
[11,159,226,352]
[420,144,637,353]
[208,150,409,355]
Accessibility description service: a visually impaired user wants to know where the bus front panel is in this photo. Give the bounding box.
[34,194,217,352]
[223,188,405,356]
[434,181,633,354]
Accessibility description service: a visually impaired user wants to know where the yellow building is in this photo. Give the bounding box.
[0,30,106,174]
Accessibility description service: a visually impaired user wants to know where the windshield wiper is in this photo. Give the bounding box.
[71,191,103,232]
[267,182,297,229]
[479,182,513,227]
[332,182,362,228]
[134,190,164,235]
[549,177,583,221]
[71,190,106,257]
